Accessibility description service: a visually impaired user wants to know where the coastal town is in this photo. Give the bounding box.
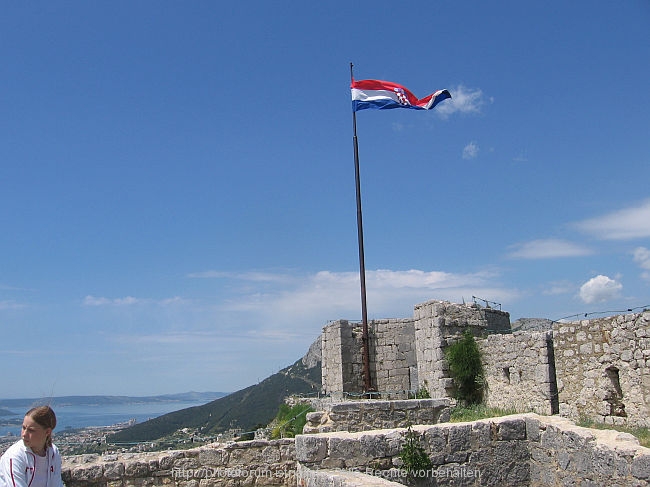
[1,418,243,458]
[1,420,137,457]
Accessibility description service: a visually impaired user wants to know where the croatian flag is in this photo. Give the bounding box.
[351,79,451,112]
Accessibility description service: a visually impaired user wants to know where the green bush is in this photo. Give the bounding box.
[410,385,431,399]
[269,403,313,439]
[444,330,484,405]
[399,424,432,477]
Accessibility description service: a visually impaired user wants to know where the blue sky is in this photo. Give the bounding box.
[1,1,649,398]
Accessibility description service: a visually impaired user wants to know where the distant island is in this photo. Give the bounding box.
[0,392,228,410]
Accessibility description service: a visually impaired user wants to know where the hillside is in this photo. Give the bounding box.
[108,350,321,443]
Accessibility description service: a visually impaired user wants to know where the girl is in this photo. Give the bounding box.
[0,406,64,487]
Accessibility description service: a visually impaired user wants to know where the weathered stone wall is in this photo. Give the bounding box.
[62,414,650,486]
[61,399,449,486]
[369,319,418,396]
[554,311,650,427]
[295,414,650,487]
[322,300,650,429]
[303,399,451,434]
[321,320,349,398]
[414,300,511,398]
[322,301,558,413]
[480,330,559,415]
[62,438,296,487]
[321,319,416,399]
[528,415,650,486]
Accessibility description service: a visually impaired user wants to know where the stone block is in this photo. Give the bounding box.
[124,461,150,477]
[525,416,542,443]
[327,436,362,466]
[579,343,594,354]
[103,462,124,480]
[330,402,361,413]
[469,420,491,448]
[295,435,328,463]
[198,448,224,466]
[447,424,471,452]
[390,400,417,410]
[632,454,650,480]
[497,418,526,441]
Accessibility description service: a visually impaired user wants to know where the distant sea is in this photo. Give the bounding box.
[0,397,220,438]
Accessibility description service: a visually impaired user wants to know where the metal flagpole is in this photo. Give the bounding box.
[350,62,373,394]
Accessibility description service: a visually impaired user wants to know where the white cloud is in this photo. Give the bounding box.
[186,270,226,278]
[574,199,650,240]
[462,141,479,160]
[436,85,486,118]
[578,275,622,304]
[187,270,293,283]
[0,300,26,310]
[219,268,517,324]
[83,295,142,306]
[83,295,112,306]
[633,246,650,281]
[507,239,593,259]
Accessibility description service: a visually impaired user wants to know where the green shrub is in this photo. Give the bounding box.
[399,424,432,477]
[269,403,313,439]
[413,386,431,399]
[444,330,484,405]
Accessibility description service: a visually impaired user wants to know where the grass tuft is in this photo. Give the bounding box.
[449,404,519,422]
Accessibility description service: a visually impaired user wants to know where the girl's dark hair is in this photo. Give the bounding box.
[26,406,57,447]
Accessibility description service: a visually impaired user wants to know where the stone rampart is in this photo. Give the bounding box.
[61,413,650,486]
[295,414,650,487]
[414,300,510,398]
[322,319,416,400]
[553,311,650,427]
[61,399,449,487]
[321,300,649,429]
[62,438,296,487]
[480,330,559,415]
[303,399,451,434]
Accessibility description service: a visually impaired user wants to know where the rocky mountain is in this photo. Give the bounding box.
[511,317,554,332]
[108,338,322,443]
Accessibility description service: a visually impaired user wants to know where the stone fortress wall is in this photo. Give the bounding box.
[322,299,650,428]
[296,413,650,487]
[62,406,650,486]
[60,299,650,486]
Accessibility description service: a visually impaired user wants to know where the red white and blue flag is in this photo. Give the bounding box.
[351,79,451,112]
